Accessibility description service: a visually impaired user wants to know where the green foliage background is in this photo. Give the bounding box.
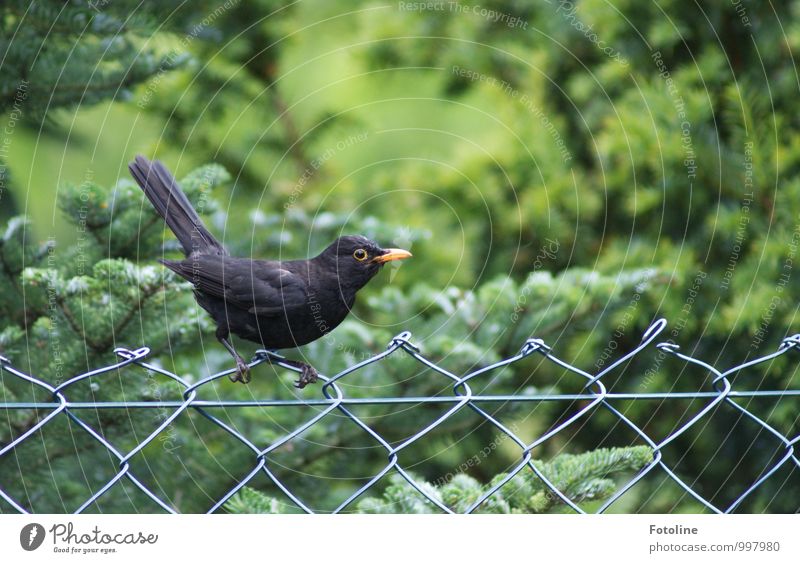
[1,0,799,513]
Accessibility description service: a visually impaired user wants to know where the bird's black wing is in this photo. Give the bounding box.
[161,256,309,315]
[129,155,227,257]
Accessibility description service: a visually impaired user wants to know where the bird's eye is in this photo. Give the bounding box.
[353,248,368,261]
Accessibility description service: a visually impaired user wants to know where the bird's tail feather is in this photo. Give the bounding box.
[128,154,226,256]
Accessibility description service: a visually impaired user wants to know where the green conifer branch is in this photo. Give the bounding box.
[225,446,654,514]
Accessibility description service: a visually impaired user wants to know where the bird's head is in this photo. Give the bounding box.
[318,235,412,289]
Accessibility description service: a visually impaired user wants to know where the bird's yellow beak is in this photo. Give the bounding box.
[372,248,413,264]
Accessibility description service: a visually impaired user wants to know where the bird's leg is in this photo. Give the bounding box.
[275,358,319,389]
[216,329,250,383]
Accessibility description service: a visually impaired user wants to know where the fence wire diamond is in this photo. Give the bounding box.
[1,319,798,514]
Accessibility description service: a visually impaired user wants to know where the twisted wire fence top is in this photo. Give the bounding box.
[1,318,799,514]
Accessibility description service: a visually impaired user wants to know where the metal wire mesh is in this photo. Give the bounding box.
[1,318,798,514]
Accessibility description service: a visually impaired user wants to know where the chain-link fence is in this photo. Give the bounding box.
[1,319,798,514]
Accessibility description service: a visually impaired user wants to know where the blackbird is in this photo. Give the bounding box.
[128,155,411,388]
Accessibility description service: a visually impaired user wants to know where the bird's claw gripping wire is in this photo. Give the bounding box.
[228,357,251,384]
[294,364,319,389]
[247,351,320,389]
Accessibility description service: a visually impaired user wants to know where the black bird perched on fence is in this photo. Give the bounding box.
[128,155,412,388]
